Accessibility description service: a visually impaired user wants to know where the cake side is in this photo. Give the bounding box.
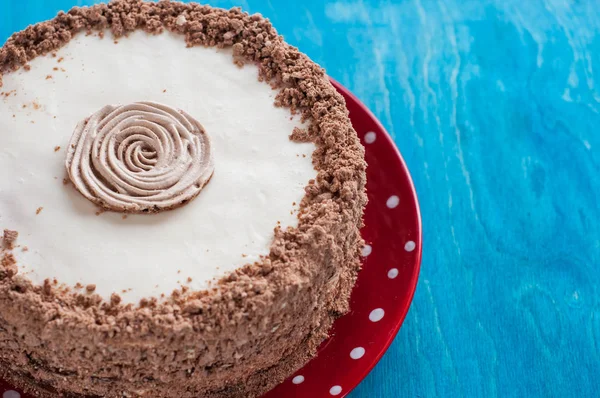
[0,1,367,397]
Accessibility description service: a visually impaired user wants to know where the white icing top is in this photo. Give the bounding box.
[0,31,316,303]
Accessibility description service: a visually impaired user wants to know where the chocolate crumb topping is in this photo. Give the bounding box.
[110,293,122,305]
[1,252,16,268]
[2,229,18,249]
[0,1,366,398]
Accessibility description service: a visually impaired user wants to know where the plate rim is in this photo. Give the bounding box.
[329,77,422,396]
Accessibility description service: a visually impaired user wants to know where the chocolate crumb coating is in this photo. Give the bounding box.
[0,1,367,397]
[2,229,18,250]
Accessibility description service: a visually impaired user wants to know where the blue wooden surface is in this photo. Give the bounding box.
[2,1,600,397]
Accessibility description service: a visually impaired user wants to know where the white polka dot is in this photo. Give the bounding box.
[330,385,343,396]
[386,195,400,208]
[404,240,416,252]
[350,347,365,359]
[387,268,399,279]
[292,375,305,384]
[361,244,372,257]
[369,308,385,322]
[364,131,376,144]
[3,391,21,398]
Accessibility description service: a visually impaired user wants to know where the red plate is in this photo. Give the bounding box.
[0,80,422,398]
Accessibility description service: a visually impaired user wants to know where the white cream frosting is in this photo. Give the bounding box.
[0,31,316,303]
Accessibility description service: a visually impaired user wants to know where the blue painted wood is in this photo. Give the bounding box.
[2,1,599,397]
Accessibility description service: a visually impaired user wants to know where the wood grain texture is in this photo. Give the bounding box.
[2,1,599,397]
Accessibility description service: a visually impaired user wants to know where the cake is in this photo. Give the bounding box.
[0,1,367,397]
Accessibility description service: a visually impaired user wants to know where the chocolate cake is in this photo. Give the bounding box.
[0,1,367,397]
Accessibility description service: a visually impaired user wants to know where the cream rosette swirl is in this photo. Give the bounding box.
[65,101,214,213]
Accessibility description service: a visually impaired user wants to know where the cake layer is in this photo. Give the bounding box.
[0,2,366,397]
[0,30,316,303]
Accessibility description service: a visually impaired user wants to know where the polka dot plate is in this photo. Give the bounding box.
[264,79,422,397]
[0,79,422,398]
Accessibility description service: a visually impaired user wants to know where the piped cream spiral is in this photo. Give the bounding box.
[65,102,214,213]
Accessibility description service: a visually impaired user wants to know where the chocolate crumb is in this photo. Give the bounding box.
[2,229,18,249]
[122,215,128,220]
[35,207,43,215]
[23,64,31,71]
[21,246,28,252]
[110,293,121,305]
[0,256,17,279]
[75,282,83,289]
[86,284,96,292]
[290,127,312,143]
[1,252,16,268]
[187,277,192,283]
[54,145,60,152]
[57,57,64,63]
[42,279,53,295]
[45,75,52,80]
[62,178,69,185]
